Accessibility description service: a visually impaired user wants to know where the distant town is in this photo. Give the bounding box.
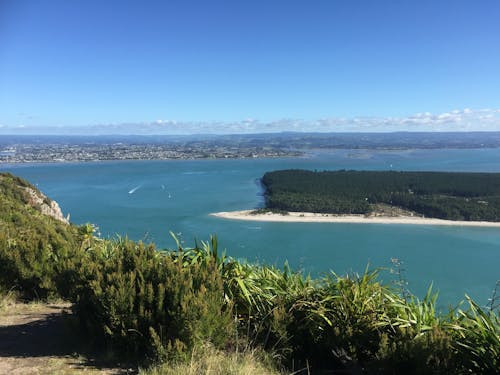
[0,137,302,163]
[0,140,299,163]
[1,132,500,163]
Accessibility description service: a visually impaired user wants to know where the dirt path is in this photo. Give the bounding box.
[0,301,135,374]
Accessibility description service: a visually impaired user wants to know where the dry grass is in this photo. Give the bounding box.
[0,292,70,324]
[140,344,282,375]
[0,290,17,315]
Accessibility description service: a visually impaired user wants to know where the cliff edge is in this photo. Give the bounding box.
[0,172,69,224]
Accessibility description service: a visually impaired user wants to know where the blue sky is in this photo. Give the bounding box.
[1,0,500,133]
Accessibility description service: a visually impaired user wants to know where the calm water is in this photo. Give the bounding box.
[3,148,500,307]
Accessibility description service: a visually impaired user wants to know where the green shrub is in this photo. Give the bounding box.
[224,262,499,374]
[374,288,458,374]
[375,326,456,374]
[72,237,235,359]
[454,297,500,374]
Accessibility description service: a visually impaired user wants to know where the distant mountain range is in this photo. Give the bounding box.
[1,132,500,150]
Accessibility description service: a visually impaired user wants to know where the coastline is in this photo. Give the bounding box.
[211,210,500,227]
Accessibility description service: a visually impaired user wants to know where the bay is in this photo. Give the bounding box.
[3,148,500,308]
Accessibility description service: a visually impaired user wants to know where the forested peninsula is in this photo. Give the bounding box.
[261,169,500,222]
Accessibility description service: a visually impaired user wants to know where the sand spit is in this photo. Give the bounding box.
[211,210,500,227]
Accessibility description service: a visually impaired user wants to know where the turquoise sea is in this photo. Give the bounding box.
[3,148,500,308]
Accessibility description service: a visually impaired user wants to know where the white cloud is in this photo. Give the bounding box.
[136,108,500,134]
[1,109,500,135]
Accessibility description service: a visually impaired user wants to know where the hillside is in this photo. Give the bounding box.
[0,172,83,299]
[0,172,68,222]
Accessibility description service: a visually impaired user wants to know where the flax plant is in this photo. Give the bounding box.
[454,296,500,373]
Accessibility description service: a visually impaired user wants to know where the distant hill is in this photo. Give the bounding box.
[2,131,500,148]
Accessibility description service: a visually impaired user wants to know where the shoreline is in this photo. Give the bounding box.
[211,210,500,227]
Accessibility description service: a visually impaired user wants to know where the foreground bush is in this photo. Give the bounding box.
[179,240,499,374]
[71,237,234,359]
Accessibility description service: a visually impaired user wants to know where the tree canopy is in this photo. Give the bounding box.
[262,169,500,221]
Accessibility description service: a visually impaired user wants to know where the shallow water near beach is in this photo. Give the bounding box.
[4,148,500,308]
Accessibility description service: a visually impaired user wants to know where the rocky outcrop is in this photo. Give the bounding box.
[22,186,69,224]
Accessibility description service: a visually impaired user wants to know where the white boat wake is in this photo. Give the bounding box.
[128,185,142,194]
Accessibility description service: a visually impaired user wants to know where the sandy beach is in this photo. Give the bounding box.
[211,210,500,227]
